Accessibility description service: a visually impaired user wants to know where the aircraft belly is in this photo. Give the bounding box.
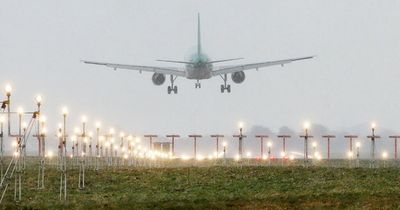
[186,68,212,79]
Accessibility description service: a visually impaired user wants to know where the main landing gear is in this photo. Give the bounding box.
[195,80,201,89]
[220,74,231,93]
[167,75,178,94]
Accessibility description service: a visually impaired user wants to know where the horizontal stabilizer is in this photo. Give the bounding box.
[156,60,194,64]
[207,58,244,64]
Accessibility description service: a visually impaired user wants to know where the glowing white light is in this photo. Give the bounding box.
[382,151,388,159]
[120,132,125,137]
[246,152,251,158]
[280,151,286,157]
[289,155,295,160]
[312,142,317,147]
[222,141,227,147]
[267,141,272,147]
[40,116,47,123]
[356,142,361,148]
[0,116,5,123]
[348,151,354,158]
[17,107,24,115]
[5,84,12,94]
[371,122,377,129]
[303,121,311,130]
[35,95,42,104]
[196,154,205,161]
[109,128,115,134]
[95,121,101,129]
[238,121,244,128]
[47,151,53,158]
[234,154,241,161]
[62,107,68,115]
[81,115,87,123]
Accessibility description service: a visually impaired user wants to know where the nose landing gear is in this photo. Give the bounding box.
[195,80,201,89]
[220,74,231,93]
[167,75,178,94]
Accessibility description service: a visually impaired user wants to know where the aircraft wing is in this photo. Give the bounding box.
[211,56,314,76]
[82,60,186,77]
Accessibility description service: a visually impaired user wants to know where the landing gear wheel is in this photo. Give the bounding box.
[219,74,231,93]
[167,86,172,94]
[173,86,178,94]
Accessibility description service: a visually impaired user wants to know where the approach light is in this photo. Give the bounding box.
[95,121,101,129]
[5,84,12,95]
[382,151,388,159]
[109,128,115,135]
[267,141,272,147]
[303,121,310,130]
[371,122,377,129]
[35,95,42,105]
[81,115,87,123]
[312,142,317,148]
[356,142,361,148]
[17,107,24,115]
[62,107,68,115]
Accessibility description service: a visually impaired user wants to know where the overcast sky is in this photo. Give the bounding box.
[1,0,400,157]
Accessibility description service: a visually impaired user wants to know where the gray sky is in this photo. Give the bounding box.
[1,0,400,157]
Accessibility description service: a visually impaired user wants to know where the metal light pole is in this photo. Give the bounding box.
[144,135,157,151]
[233,122,246,159]
[59,107,68,200]
[95,122,101,170]
[188,135,202,159]
[367,123,380,168]
[222,142,227,161]
[344,135,357,154]
[300,122,313,167]
[389,136,400,160]
[322,135,335,160]
[267,141,272,166]
[255,135,268,159]
[355,142,361,167]
[166,135,180,158]
[210,135,224,158]
[78,116,87,189]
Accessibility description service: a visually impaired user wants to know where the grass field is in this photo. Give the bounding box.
[2,162,400,209]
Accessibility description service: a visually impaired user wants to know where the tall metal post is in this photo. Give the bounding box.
[389,136,400,160]
[210,135,224,158]
[322,135,335,160]
[255,135,268,158]
[167,135,180,158]
[367,124,380,168]
[144,135,158,151]
[188,135,202,159]
[300,126,313,167]
[233,130,247,159]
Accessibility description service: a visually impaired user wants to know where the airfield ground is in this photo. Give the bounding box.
[1,161,400,209]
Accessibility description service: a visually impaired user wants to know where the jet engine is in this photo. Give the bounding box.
[231,71,245,84]
[152,73,166,86]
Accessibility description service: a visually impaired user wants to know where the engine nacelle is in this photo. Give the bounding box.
[231,71,245,84]
[152,73,166,86]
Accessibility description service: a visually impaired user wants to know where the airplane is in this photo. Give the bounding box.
[82,14,313,94]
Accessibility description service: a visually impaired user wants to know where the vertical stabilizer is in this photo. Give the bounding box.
[197,13,201,56]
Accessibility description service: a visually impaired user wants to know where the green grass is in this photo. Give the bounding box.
[2,164,400,209]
